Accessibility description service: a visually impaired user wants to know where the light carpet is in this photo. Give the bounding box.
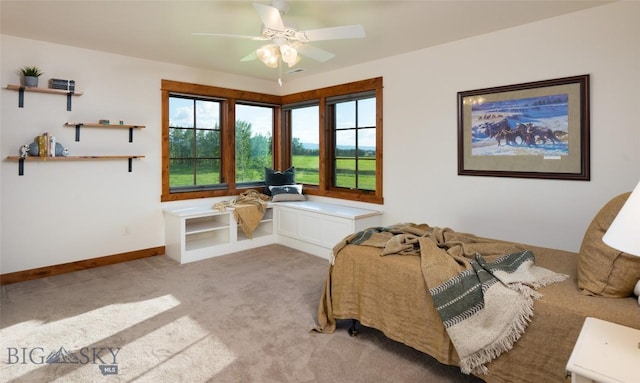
[1,245,483,382]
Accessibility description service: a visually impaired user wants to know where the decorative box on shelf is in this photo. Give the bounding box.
[48,78,75,92]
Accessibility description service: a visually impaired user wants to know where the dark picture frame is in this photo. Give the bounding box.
[457,74,590,180]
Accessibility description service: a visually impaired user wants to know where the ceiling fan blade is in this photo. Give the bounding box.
[296,44,335,62]
[241,51,258,62]
[253,3,285,31]
[296,25,365,42]
[192,32,267,41]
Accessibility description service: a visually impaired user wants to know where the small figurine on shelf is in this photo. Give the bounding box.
[20,144,30,158]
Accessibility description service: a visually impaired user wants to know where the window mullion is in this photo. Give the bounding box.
[354,101,359,189]
[192,99,198,186]
[225,99,235,190]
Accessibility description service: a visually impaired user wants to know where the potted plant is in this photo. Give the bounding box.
[20,66,44,87]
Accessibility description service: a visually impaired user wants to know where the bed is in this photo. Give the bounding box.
[313,193,640,383]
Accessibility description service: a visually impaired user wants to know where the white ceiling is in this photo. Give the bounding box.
[1,1,613,82]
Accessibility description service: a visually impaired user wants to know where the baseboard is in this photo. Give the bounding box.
[0,246,165,285]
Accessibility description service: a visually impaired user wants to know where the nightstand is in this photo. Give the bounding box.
[566,317,640,383]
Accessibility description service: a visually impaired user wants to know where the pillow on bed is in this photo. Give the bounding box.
[270,185,305,202]
[577,191,640,297]
[264,167,295,196]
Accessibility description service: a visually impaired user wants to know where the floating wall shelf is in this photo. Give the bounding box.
[6,155,145,176]
[5,85,146,176]
[5,84,83,111]
[64,122,146,142]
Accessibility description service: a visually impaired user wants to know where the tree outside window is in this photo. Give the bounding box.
[162,78,382,204]
[168,96,222,190]
[235,104,273,185]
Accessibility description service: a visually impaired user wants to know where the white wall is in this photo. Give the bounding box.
[0,36,279,274]
[285,1,640,252]
[1,1,638,274]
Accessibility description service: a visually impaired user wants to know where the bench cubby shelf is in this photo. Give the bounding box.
[185,213,231,252]
[5,84,82,111]
[163,205,275,264]
[238,208,274,241]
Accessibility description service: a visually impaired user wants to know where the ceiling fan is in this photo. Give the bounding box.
[193,1,366,70]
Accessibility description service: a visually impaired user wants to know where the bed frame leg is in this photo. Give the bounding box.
[348,319,359,337]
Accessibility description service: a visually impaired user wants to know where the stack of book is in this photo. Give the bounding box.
[48,78,75,92]
[35,132,58,157]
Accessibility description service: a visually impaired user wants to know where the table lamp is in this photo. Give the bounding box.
[602,180,640,305]
[602,181,640,256]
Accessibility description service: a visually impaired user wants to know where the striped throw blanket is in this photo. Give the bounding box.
[419,235,568,374]
[332,224,568,375]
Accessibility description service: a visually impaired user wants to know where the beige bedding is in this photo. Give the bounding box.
[315,236,639,383]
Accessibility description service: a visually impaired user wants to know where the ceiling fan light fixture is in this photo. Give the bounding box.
[198,2,365,72]
[286,55,301,68]
[279,44,299,67]
[256,44,279,68]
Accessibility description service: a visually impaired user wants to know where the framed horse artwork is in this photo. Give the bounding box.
[457,74,590,180]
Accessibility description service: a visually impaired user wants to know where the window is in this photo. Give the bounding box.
[329,95,376,191]
[168,95,222,191]
[289,104,320,185]
[161,80,281,201]
[162,78,382,204]
[283,77,383,204]
[235,104,273,185]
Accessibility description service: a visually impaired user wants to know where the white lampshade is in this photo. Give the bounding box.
[279,44,299,67]
[602,181,640,256]
[256,45,279,68]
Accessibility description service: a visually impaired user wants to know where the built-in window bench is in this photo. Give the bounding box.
[163,200,383,263]
[274,201,383,260]
[163,204,275,264]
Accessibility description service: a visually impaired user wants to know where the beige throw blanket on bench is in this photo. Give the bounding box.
[328,223,568,374]
[213,189,270,239]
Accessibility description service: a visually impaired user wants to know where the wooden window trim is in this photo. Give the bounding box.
[282,77,383,204]
[161,80,281,202]
[162,78,383,204]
